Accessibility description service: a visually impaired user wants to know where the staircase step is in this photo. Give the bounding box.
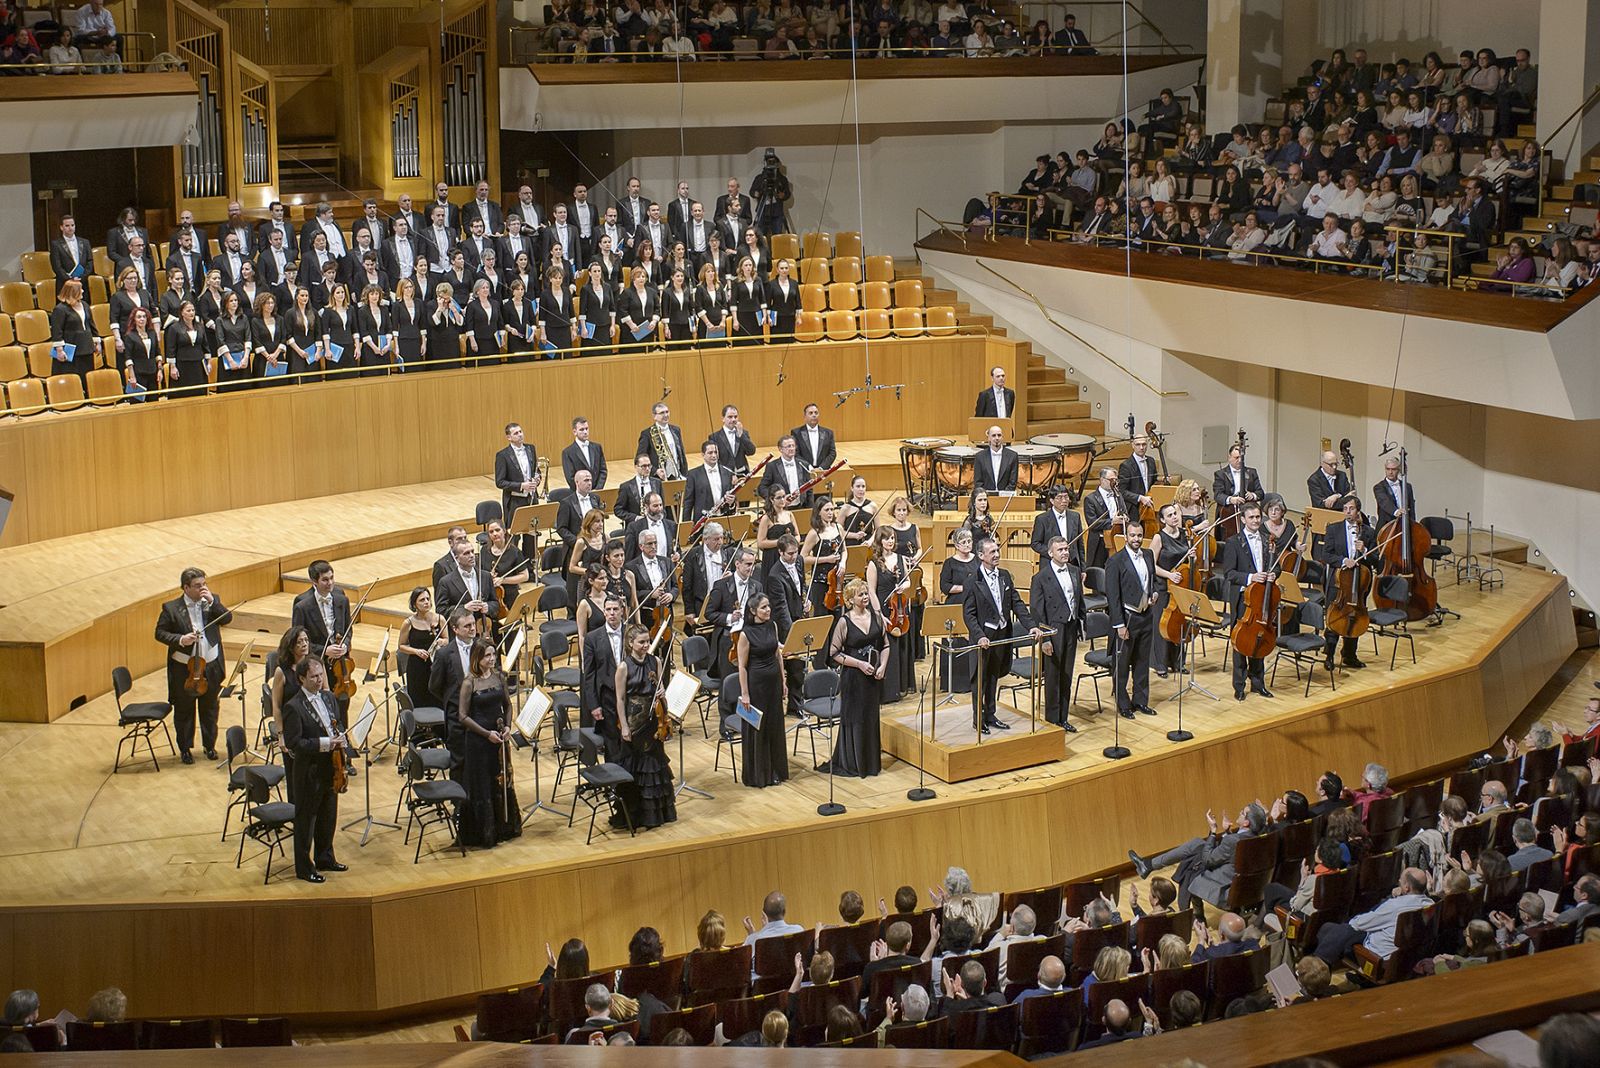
[1517,124,1537,138]
[221,622,392,665]
[280,542,441,601]
[1026,417,1105,437]
[1028,383,1081,403]
[1028,367,1067,385]
[1029,400,1092,421]
[229,591,401,637]
[925,288,959,305]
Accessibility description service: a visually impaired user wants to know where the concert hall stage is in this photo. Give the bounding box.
[0,476,1575,1021]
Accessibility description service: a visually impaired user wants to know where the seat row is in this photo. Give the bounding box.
[3,1015,291,1052]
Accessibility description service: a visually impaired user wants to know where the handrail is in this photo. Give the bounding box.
[1012,0,1187,56]
[916,206,969,249]
[4,58,179,72]
[1542,82,1600,154]
[971,257,1188,398]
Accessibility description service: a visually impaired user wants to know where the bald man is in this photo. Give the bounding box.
[1307,451,1351,511]
[1011,955,1068,1005]
[1191,912,1259,963]
[1077,999,1145,1049]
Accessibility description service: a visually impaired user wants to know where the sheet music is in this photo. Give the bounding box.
[1471,1030,1539,1068]
[517,687,552,739]
[1264,963,1301,1005]
[348,696,378,749]
[503,625,525,670]
[664,672,701,723]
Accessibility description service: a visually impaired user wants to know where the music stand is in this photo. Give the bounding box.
[663,672,711,800]
[342,695,400,845]
[924,601,968,711]
[968,417,1015,443]
[1149,484,1178,510]
[722,513,755,544]
[781,613,835,773]
[506,586,543,685]
[514,687,565,819]
[217,640,257,765]
[511,502,558,563]
[661,478,688,521]
[1305,507,1344,539]
[363,628,395,757]
[841,544,873,581]
[594,486,620,513]
[1161,586,1219,740]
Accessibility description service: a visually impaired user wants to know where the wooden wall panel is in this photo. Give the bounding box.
[371,889,483,1008]
[10,910,136,1020]
[132,907,256,1017]
[251,902,378,1014]
[473,868,587,988]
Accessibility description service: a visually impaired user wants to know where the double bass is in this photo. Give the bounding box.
[1372,447,1438,622]
[1214,428,1252,542]
[1137,420,1172,533]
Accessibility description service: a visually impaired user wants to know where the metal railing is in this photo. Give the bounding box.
[1009,0,1192,56]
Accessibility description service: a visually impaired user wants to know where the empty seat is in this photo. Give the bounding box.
[6,377,44,415]
[26,341,55,378]
[19,250,52,284]
[47,373,87,411]
[827,282,859,310]
[894,278,924,307]
[85,368,122,405]
[926,305,957,336]
[799,283,828,314]
[0,344,24,381]
[824,309,857,341]
[14,309,49,345]
[794,311,825,342]
[860,308,891,339]
[833,231,863,259]
[865,254,895,282]
[0,312,11,346]
[892,307,924,337]
[861,281,891,309]
[0,281,34,314]
[90,302,111,336]
[799,257,830,285]
[831,256,862,284]
[88,274,110,305]
[93,246,114,277]
[769,233,800,262]
[802,231,832,259]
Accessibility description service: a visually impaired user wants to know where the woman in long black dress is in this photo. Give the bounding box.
[802,498,845,617]
[427,283,465,371]
[319,283,356,379]
[482,519,531,629]
[566,510,609,618]
[252,292,288,384]
[464,278,503,367]
[48,279,98,386]
[269,625,311,802]
[213,290,253,392]
[355,283,394,377]
[736,593,788,788]
[939,527,978,694]
[392,277,426,370]
[577,261,615,358]
[537,266,575,358]
[1148,503,1191,677]
[617,269,658,354]
[865,525,913,701]
[765,258,801,342]
[824,578,887,777]
[285,287,321,381]
[755,486,797,583]
[163,299,209,396]
[456,637,522,848]
[397,586,443,710]
[159,267,192,330]
[107,266,152,363]
[729,256,765,346]
[501,278,536,363]
[661,266,696,348]
[121,306,162,400]
[614,624,677,829]
[840,476,877,548]
[594,235,623,293]
[885,496,926,659]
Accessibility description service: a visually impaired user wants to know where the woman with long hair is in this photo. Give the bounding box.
[213,289,253,392]
[285,286,321,381]
[392,276,427,370]
[252,291,287,384]
[270,625,312,801]
[736,593,789,788]
[566,509,610,617]
[729,255,765,346]
[803,498,845,616]
[319,282,355,379]
[163,298,208,396]
[121,305,162,399]
[397,586,443,709]
[457,637,522,848]
[613,623,678,827]
[755,485,798,582]
[578,260,616,358]
[865,525,913,701]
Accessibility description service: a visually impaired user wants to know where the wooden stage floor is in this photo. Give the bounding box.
[0,476,1578,1019]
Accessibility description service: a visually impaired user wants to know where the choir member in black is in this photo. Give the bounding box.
[108,267,152,358]
[615,624,677,827]
[1029,535,1087,730]
[154,566,230,763]
[840,476,877,546]
[501,278,535,362]
[661,266,697,346]
[270,625,311,800]
[962,536,1042,732]
[546,244,577,294]
[456,637,522,848]
[507,252,537,302]
[348,249,388,301]
[1147,504,1192,677]
[602,539,637,615]
[163,300,209,396]
[392,277,426,369]
[319,283,356,378]
[405,255,435,304]
[308,259,341,312]
[196,269,228,348]
[1105,519,1158,718]
[632,241,665,288]
[234,260,267,316]
[593,234,623,291]
[120,306,162,399]
[704,548,758,680]
[701,231,735,280]
[482,519,531,625]
[297,230,336,289]
[463,278,503,367]
[766,258,801,341]
[433,250,474,305]
[939,528,978,694]
[663,242,693,287]
[398,586,443,710]
[566,509,610,617]
[213,290,253,392]
[1314,495,1376,671]
[755,486,798,582]
[159,268,191,330]
[428,283,465,371]
[617,268,659,353]
[766,534,808,714]
[252,292,288,384]
[822,578,887,777]
[729,256,766,345]
[286,287,322,380]
[282,657,349,882]
[737,226,769,280]
[802,499,844,617]
[1221,503,1274,702]
[354,284,394,376]
[577,261,616,357]
[537,266,575,357]
[475,248,505,302]
[696,262,731,342]
[48,279,98,386]
[736,592,789,787]
[866,525,914,702]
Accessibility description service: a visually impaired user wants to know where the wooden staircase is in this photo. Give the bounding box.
[1471,129,1599,277]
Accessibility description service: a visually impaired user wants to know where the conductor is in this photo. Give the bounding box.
[962,536,1044,734]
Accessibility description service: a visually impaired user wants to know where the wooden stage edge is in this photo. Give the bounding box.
[881,704,1066,783]
[0,567,1574,1020]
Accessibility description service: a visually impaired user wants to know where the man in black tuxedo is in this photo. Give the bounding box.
[974,365,1015,419]
[298,202,348,262]
[380,217,426,289]
[556,470,603,545]
[708,405,756,476]
[49,214,94,287]
[281,657,348,882]
[114,235,158,293]
[540,203,581,268]
[973,425,1018,493]
[628,531,678,632]
[255,229,296,299]
[616,175,650,240]
[289,561,353,706]
[493,422,543,536]
[460,179,505,236]
[432,526,471,587]
[666,180,696,244]
[702,548,758,678]
[791,403,837,473]
[166,231,207,293]
[1104,520,1158,719]
[1307,450,1351,511]
[510,185,545,234]
[615,455,664,526]
[456,217,496,272]
[215,201,256,259]
[713,178,754,228]
[581,597,627,742]
[428,181,461,236]
[497,215,538,271]
[423,205,458,275]
[625,491,676,562]
[434,543,503,629]
[1212,444,1264,526]
[1221,504,1275,702]
[637,401,689,481]
[1081,468,1126,571]
[1316,495,1376,671]
[765,534,808,715]
[634,203,671,264]
[682,524,731,635]
[561,416,608,489]
[349,198,387,250]
[153,566,231,762]
[962,536,1042,733]
[685,442,735,522]
[106,208,148,265]
[759,435,814,511]
[1118,435,1161,517]
[1372,457,1417,525]
[429,608,478,772]
[1030,485,1083,567]
[213,231,250,289]
[1029,536,1087,729]
[256,200,295,255]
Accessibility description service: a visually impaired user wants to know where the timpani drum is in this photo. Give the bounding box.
[1013,443,1062,493]
[1029,433,1097,479]
[933,445,980,492]
[900,437,953,484]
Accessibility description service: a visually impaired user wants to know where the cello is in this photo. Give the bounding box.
[1158,514,1222,645]
[1372,446,1437,622]
[1231,540,1291,661]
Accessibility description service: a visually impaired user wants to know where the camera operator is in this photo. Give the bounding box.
[751,149,793,236]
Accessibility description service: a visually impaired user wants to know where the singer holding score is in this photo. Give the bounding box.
[153,566,231,763]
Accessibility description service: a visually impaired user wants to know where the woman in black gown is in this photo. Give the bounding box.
[660,266,696,348]
[736,593,788,788]
[802,498,845,617]
[319,283,356,379]
[121,306,162,399]
[48,279,98,386]
[397,586,443,709]
[501,278,536,362]
[728,256,765,346]
[286,287,321,381]
[537,267,575,357]
[824,578,887,777]
[939,527,978,694]
[427,283,465,372]
[696,262,731,343]
[252,292,288,383]
[755,486,797,582]
[355,283,394,377]
[886,496,926,659]
[213,290,253,392]
[1147,503,1191,677]
[456,637,522,848]
[565,510,609,618]
[269,625,311,802]
[614,624,677,829]
[577,261,616,358]
[865,525,913,701]
[163,299,209,396]
[464,278,504,367]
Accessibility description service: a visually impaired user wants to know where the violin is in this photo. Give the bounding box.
[647,616,673,741]
[495,715,514,810]
[328,580,380,702]
[329,696,353,794]
[1372,447,1438,622]
[183,627,209,696]
[884,548,929,638]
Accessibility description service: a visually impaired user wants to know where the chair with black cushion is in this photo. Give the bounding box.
[393,710,453,819]
[818,919,881,981]
[794,667,840,764]
[222,724,285,840]
[475,500,503,530]
[1084,973,1151,1039]
[1276,868,1357,955]
[1559,735,1597,771]
[539,628,581,693]
[1207,945,1269,1015]
[864,960,932,1026]
[1519,744,1559,794]
[564,1020,638,1044]
[141,1018,216,1049]
[1524,855,1563,897]
[1063,874,1122,918]
[617,955,685,1006]
[646,1001,716,1045]
[1364,793,1408,852]
[1273,819,1318,884]
[65,1020,138,1050]
[709,984,776,1031]
[714,676,743,780]
[681,634,722,736]
[1000,885,1065,934]
[1447,818,1490,861]
[5,1023,61,1051]
[1354,849,1403,912]
[1483,871,1523,917]
[1150,962,1209,1024]
[1351,904,1436,984]
[1081,566,1108,612]
[1368,576,1416,667]
[1016,988,1080,1057]
[1528,922,1577,953]
[1001,932,1067,996]
[111,664,175,772]
[570,728,634,844]
[1270,600,1334,696]
[474,983,544,1042]
[548,700,584,800]
[1434,884,1485,954]
[233,766,296,883]
[949,1000,1019,1051]
[939,946,1002,993]
[1068,920,1129,985]
[1072,610,1114,713]
[219,1016,292,1047]
[536,584,577,643]
[791,976,861,1046]
[1132,907,1193,955]
[403,747,468,862]
[549,973,609,1037]
[1403,778,1446,836]
[1421,516,1455,580]
[883,1015,950,1050]
[754,928,816,985]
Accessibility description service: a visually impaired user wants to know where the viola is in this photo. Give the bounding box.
[183,628,209,696]
[328,579,381,702]
[1372,447,1438,622]
[885,548,929,638]
[1158,559,1191,645]
[824,561,843,611]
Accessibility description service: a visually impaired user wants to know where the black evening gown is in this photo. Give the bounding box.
[829,612,885,777]
[740,621,789,787]
[938,556,976,693]
[1152,532,1190,673]
[616,654,677,829]
[875,561,912,702]
[808,532,843,618]
[892,525,927,658]
[402,621,437,708]
[459,682,522,848]
[760,520,795,582]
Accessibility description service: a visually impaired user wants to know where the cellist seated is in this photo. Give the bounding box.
[1314,495,1376,671]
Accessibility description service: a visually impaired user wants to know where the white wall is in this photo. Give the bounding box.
[1280,0,1543,80]
[0,155,31,281]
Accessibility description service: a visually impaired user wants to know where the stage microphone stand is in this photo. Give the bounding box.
[1104,628,1131,760]
[1167,618,1197,744]
[908,657,935,802]
[366,651,397,758]
[818,711,845,815]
